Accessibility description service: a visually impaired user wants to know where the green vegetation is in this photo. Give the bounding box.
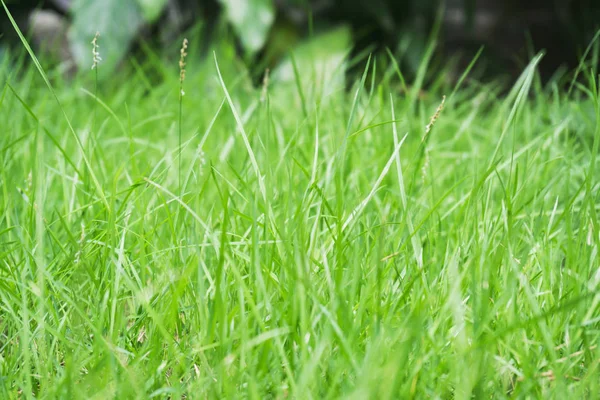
[2,8,600,399]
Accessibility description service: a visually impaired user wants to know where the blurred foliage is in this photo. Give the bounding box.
[270,25,352,106]
[218,0,275,56]
[0,0,599,80]
[138,0,169,22]
[19,0,440,76]
[70,0,144,75]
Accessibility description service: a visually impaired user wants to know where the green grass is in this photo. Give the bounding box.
[2,17,600,399]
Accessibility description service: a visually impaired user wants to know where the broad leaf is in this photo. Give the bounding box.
[272,26,352,102]
[69,0,144,74]
[218,0,275,55]
[136,0,168,23]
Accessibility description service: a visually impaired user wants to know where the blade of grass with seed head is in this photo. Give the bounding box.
[2,0,109,210]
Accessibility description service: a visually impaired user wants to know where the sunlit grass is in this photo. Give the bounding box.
[1,7,600,398]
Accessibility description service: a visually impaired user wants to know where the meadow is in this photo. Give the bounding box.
[2,7,600,398]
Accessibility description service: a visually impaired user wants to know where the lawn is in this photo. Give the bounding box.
[1,16,600,399]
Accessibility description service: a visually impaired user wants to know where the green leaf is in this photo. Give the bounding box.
[69,0,144,74]
[218,0,275,55]
[136,0,168,23]
[271,26,352,99]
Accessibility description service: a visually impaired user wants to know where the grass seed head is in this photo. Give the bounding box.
[91,31,101,70]
[179,38,188,95]
[425,95,446,134]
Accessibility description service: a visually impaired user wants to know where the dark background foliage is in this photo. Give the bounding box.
[2,0,599,81]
